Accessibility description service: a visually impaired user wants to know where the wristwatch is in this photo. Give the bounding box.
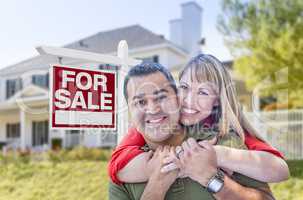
[206,169,225,193]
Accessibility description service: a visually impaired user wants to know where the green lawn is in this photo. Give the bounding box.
[0,160,302,200]
[270,160,303,200]
[0,161,109,200]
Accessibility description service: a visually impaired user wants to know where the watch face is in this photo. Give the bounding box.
[208,178,224,193]
[207,169,225,193]
[212,179,224,192]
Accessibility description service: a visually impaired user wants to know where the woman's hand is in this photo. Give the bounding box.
[160,146,187,178]
[148,146,179,191]
[141,146,179,200]
[160,138,222,179]
[145,146,178,179]
[170,138,218,186]
[144,150,158,178]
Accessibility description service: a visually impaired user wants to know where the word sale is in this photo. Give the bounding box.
[54,70,113,110]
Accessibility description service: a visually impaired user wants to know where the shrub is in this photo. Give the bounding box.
[47,149,69,163]
[47,147,112,162]
[66,146,112,161]
[287,160,303,178]
[0,149,31,165]
[1,147,113,165]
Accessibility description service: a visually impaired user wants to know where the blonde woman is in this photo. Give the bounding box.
[108,54,289,184]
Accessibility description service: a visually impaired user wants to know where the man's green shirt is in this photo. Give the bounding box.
[109,129,272,200]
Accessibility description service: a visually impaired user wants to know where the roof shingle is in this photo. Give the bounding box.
[64,24,170,53]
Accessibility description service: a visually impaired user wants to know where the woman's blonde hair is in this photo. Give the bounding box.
[179,54,265,141]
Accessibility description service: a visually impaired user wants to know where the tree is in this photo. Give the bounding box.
[217,0,303,108]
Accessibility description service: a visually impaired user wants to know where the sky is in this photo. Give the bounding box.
[0,0,233,70]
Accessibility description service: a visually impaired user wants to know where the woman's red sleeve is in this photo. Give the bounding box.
[244,132,284,159]
[108,127,146,184]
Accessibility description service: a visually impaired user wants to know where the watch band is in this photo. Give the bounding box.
[206,169,225,193]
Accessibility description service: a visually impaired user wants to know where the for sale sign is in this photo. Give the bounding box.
[50,65,116,130]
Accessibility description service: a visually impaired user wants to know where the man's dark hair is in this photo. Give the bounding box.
[123,62,178,102]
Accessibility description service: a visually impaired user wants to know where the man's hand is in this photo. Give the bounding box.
[140,146,179,200]
[177,138,218,187]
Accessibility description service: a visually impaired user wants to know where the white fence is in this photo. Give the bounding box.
[245,109,303,160]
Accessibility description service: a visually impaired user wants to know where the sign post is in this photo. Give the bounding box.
[117,41,130,143]
[37,41,141,143]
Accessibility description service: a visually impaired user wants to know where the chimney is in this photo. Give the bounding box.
[169,1,202,55]
[169,19,183,47]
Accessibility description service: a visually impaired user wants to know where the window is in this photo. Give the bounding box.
[141,55,159,63]
[67,130,80,134]
[6,78,22,99]
[66,130,81,147]
[32,73,49,88]
[99,64,118,70]
[32,120,49,146]
[6,123,20,139]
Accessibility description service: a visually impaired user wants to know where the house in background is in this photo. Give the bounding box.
[0,1,251,151]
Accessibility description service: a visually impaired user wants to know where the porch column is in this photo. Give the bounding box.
[20,109,27,150]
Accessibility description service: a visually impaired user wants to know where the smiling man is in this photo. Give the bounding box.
[125,68,182,146]
[109,62,275,200]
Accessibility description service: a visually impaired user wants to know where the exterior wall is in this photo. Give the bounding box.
[22,70,49,87]
[100,131,117,147]
[83,129,101,147]
[165,48,188,69]
[131,48,167,65]
[130,47,187,69]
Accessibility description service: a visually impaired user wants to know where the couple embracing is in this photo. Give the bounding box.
[108,54,289,200]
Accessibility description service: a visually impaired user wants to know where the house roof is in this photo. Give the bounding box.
[0,55,60,76]
[0,25,182,76]
[64,24,172,54]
